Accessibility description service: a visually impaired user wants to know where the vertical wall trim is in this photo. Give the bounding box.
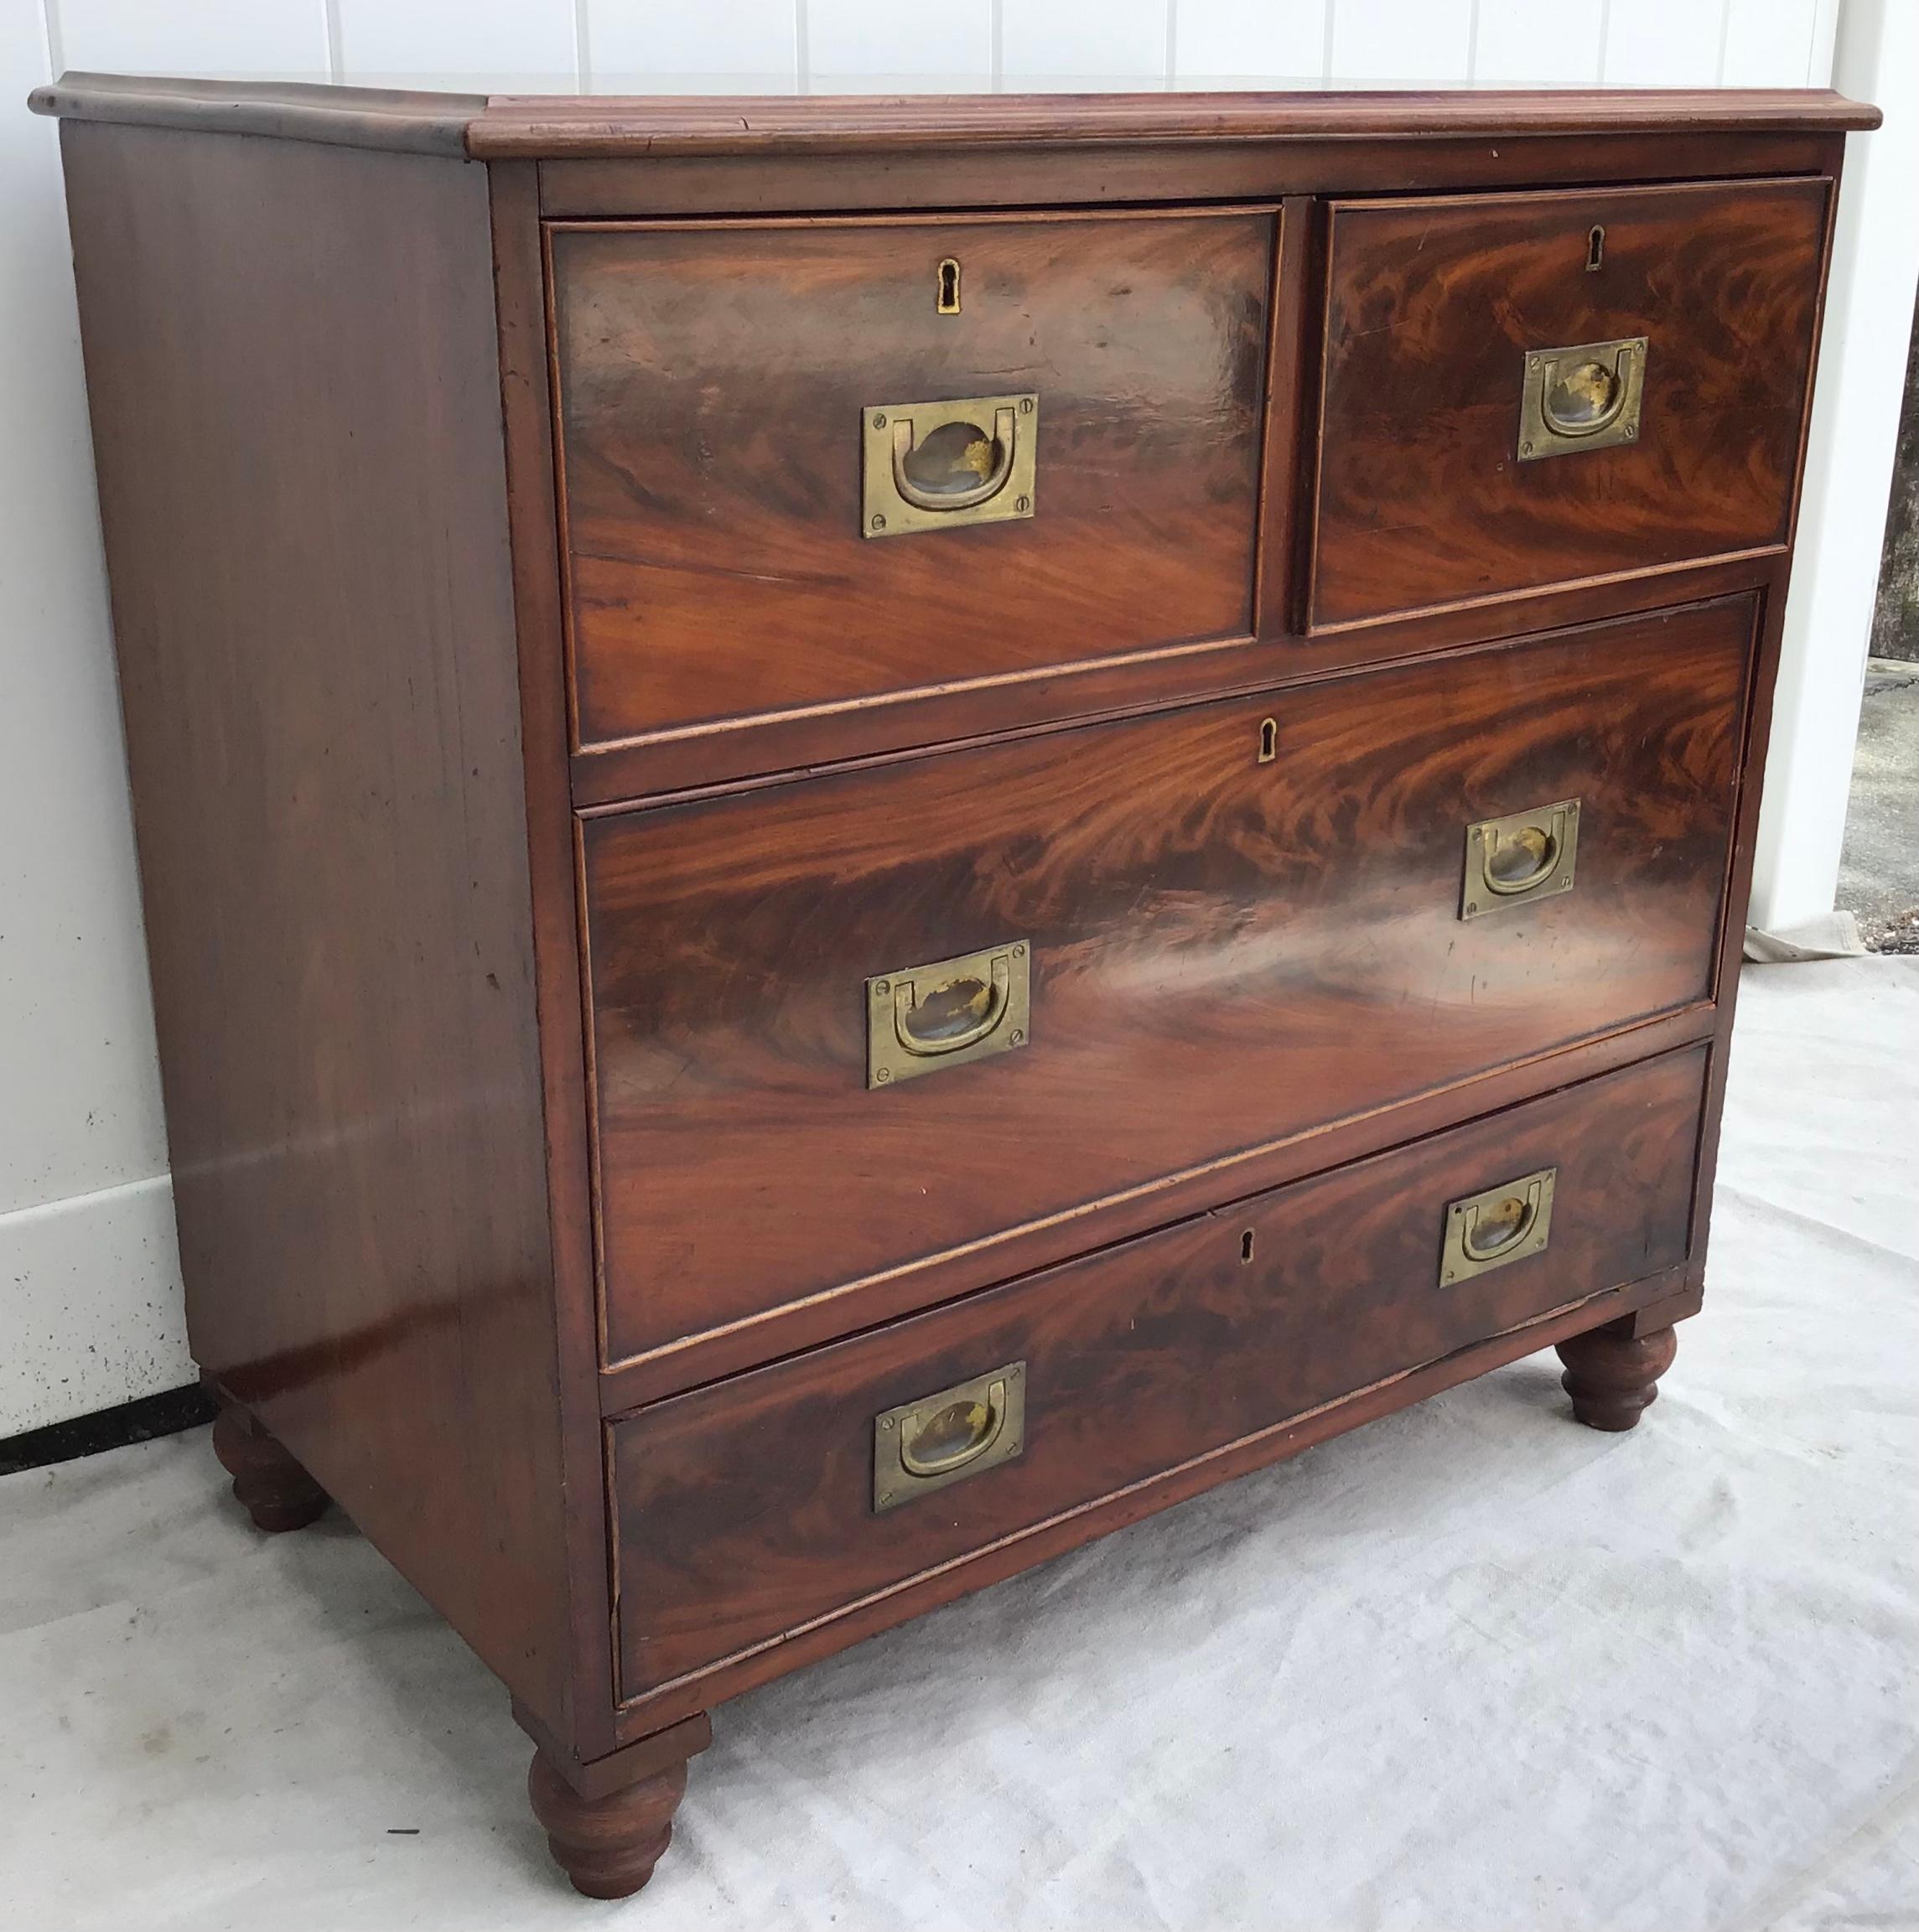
[39,0,61,79]
[1466,0,1481,82]
[322,0,344,83]
[1164,0,1176,88]
[991,0,1004,91]
[1320,0,1336,83]
[573,0,592,88]
[1810,0,1843,83]
[796,0,811,95]
[1714,0,1732,85]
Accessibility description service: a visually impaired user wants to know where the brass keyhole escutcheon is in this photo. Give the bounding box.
[936,256,962,314]
[1586,223,1605,272]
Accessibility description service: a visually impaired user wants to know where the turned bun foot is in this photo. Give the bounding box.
[1556,1320,1678,1432]
[210,1397,328,1531]
[528,1748,691,1899]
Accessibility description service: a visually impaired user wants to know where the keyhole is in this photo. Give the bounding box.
[937,257,962,314]
[1240,1229,1256,1263]
[1258,717,1277,764]
[1585,225,1605,272]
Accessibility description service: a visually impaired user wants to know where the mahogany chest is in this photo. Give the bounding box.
[32,74,1876,1899]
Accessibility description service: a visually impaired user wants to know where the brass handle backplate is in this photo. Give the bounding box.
[862,393,1037,537]
[1461,799,1581,919]
[868,940,1030,1089]
[1517,336,1647,461]
[874,1360,1026,1511]
[1440,1168,1557,1286]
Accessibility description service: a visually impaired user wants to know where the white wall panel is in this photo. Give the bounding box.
[1175,0,1325,89]
[1603,0,1729,84]
[587,0,800,93]
[334,0,578,91]
[808,0,991,91]
[54,0,329,78]
[1328,0,1472,86]
[1722,0,1824,85]
[1474,0,1605,86]
[1004,0,1168,89]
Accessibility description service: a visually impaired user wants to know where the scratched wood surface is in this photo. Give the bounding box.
[611,1044,1706,1697]
[550,210,1274,747]
[583,597,1751,1365]
[1310,176,1828,629]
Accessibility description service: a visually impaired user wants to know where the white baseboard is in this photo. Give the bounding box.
[0,1173,189,1437]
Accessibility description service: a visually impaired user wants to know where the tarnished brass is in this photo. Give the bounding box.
[874,1361,1026,1511]
[1440,1168,1557,1286]
[1517,335,1647,460]
[867,940,1030,1089]
[936,256,962,313]
[1460,799,1580,919]
[862,393,1038,537]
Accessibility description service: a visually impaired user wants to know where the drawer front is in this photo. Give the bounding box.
[1310,176,1828,629]
[611,1047,1706,1699]
[551,209,1274,748]
[584,597,1749,1363]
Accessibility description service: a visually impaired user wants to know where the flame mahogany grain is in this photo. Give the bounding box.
[551,210,1275,745]
[583,598,1751,1364]
[1310,177,1829,629]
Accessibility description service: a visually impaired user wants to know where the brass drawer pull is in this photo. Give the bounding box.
[862,393,1038,537]
[1440,1168,1557,1285]
[874,1361,1026,1511]
[868,940,1030,1088]
[1518,336,1647,460]
[1461,799,1580,918]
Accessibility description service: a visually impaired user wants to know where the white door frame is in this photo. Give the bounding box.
[1749,0,1919,934]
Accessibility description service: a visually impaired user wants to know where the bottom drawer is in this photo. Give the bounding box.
[612,1046,1706,1702]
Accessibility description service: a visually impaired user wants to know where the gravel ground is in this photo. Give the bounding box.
[1839,657,1919,951]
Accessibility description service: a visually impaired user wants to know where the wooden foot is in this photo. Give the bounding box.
[528,1748,693,1899]
[210,1396,328,1531]
[1556,1319,1678,1432]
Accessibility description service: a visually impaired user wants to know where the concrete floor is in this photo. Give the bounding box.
[1840,657,1919,948]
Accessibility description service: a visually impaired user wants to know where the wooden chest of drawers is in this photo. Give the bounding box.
[34,74,1875,1901]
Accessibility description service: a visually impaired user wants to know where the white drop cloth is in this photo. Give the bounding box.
[3,960,1916,1931]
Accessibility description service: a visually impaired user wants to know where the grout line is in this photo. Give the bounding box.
[322,0,344,83]
[39,0,61,79]
[573,0,592,89]
[796,0,810,96]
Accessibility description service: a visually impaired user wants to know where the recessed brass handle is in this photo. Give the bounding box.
[1461,800,1580,919]
[1518,336,1647,461]
[900,1382,1009,1476]
[895,952,1011,1058]
[862,393,1038,538]
[874,1361,1027,1511]
[1440,1168,1557,1285]
[868,940,1030,1088]
[890,407,1017,512]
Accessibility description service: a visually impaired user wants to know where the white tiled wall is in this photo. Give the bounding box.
[0,0,1860,1433]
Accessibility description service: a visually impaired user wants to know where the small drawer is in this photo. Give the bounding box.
[610,1046,1706,1702]
[583,595,1751,1365]
[550,208,1275,749]
[1309,175,1829,629]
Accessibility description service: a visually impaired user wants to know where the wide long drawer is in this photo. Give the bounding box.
[610,1045,1706,1702]
[1310,176,1828,629]
[583,596,1749,1364]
